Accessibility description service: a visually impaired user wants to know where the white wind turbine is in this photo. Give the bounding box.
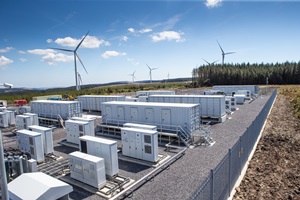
[217,40,236,65]
[129,70,136,83]
[146,64,158,83]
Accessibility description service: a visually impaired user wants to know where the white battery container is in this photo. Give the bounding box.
[121,127,158,162]
[77,95,125,112]
[69,151,106,189]
[24,113,39,126]
[212,85,259,96]
[136,90,175,97]
[16,115,31,130]
[65,120,93,145]
[28,125,54,154]
[16,130,44,162]
[79,135,119,177]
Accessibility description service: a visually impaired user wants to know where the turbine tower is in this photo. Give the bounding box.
[77,72,83,90]
[129,70,136,83]
[217,40,235,65]
[50,32,89,91]
[146,64,157,83]
[202,58,218,66]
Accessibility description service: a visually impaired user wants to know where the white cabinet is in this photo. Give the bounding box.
[79,135,119,177]
[17,130,44,162]
[28,125,54,154]
[24,113,39,125]
[69,151,106,189]
[123,123,157,131]
[65,120,93,145]
[121,127,158,162]
[71,117,95,135]
[0,112,9,128]
[5,110,15,125]
[16,115,31,130]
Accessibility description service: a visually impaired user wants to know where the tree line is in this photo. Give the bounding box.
[192,61,300,86]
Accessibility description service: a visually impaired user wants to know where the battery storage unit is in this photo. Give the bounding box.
[28,125,54,154]
[24,113,39,126]
[69,151,106,190]
[101,101,200,135]
[212,85,259,96]
[16,130,44,162]
[16,115,31,130]
[148,95,226,119]
[136,90,175,97]
[123,123,157,131]
[235,90,251,100]
[30,100,82,120]
[65,120,93,145]
[0,112,9,128]
[121,127,158,162]
[71,117,95,135]
[225,96,237,111]
[5,110,16,125]
[79,135,119,177]
[77,95,125,112]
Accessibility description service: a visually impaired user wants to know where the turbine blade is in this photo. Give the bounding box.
[49,47,73,52]
[212,60,219,64]
[216,40,224,54]
[202,58,210,65]
[75,52,88,74]
[152,68,158,70]
[75,31,89,51]
[225,52,236,55]
[146,64,151,70]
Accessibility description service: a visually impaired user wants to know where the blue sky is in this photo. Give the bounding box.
[1,0,300,88]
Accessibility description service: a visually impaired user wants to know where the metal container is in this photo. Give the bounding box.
[28,125,54,154]
[234,94,246,104]
[125,97,138,102]
[121,127,158,162]
[79,135,119,177]
[0,112,9,128]
[71,117,95,134]
[24,113,39,126]
[148,95,226,119]
[65,120,93,145]
[235,90,251,100]
[5,110,15,125]
[101,101,200,135]
[212,85,259,95]
[69,151,106,189]
[225,96,237,111]
[30,100,82,120]
[16,130,44,162]
[77,95,125,112]
[136,90,175,97]
[16,115,31,130]
[123,123,157,131]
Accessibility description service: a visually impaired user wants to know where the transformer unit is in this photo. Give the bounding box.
[101,101,200,135]
[136,90,175,97]
[24,113,39,126]
[69,151,106,190]
[235,90,251,100]
[16,130,44,162]
[65,120,93,145]
[234,94,246,105]
[121,127,158,162]
[225,96,237,111]
[5,110,16,125]
[30,100,82,120]
[123,123,157,131]
[148,95,226,122]
[16,115,31,130]
[0,112,9,128]
[79,135,119,177]
[77,95,125,112]
[71,117,95,134]
[28,125,54,154]
[212,85,259,96]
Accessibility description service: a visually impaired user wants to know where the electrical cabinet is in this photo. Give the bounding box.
[234,94,245,105]
[121,127,158,162]
[225,96,237,111]
[0,112,9,128]
[236,90,251,100]
[28,125,54,154]
[24,113,39,126]
[123,123,157,131]
[79,135,119,177]
[69,151,106,189]
[71,117,95,135]
[5,110,15,125]
[16,130,44,162]
[16,115,31,130]
[65,120,93,145]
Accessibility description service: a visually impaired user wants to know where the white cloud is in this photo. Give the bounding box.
[205,0,222,8]
[54,35,110,48]
[20,58,27,62]
[18,50,26,54]
[41,53,73,65]
[27,49,56,55]
[47,39,53,43]
[0,47,13,53]
[128,28,135,33]
[127,58,139,66]
[102,51,126,59]
[151,31,185,42]
[139,28,152,33]
[0,55,13,67]
[121,36,129,42]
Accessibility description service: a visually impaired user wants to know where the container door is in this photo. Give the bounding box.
[135,133,142,159]
[117,106,125,122]
[143,134,153,161]
[130,107,138,122]
[122,131,130,156]
[81,140,87,153]
[129,132,136,157]
[161,109,171,125]
[105,106,112,121]
[145,108,154,124]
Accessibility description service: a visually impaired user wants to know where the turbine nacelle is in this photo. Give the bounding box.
[2,83,13,89]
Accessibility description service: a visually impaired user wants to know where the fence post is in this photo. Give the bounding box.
[228,148,231,197]
[210,169,214,200]
[239,136,242,175]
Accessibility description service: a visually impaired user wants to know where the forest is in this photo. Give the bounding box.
[192,61,300,86]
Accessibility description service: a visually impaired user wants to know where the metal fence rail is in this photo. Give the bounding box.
[191,89,277,200]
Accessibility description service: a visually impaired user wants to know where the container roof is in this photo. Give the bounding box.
[80,135,117,145]
[28,125,52,131]
[69,151,104,162]
[78,95,125,97]
[8,172,73,200]
[31,100,79,104]
[17,129,42,136]
[148,94,225,98]
[102,101,199,108]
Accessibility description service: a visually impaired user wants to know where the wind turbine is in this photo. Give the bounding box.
[216,40,235,65]
[202,58,218,66]
[77,72,83,90]
[49,32,89,91]
[129,70,136,83]
[0,83,13,89]
[146,64,158,83]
